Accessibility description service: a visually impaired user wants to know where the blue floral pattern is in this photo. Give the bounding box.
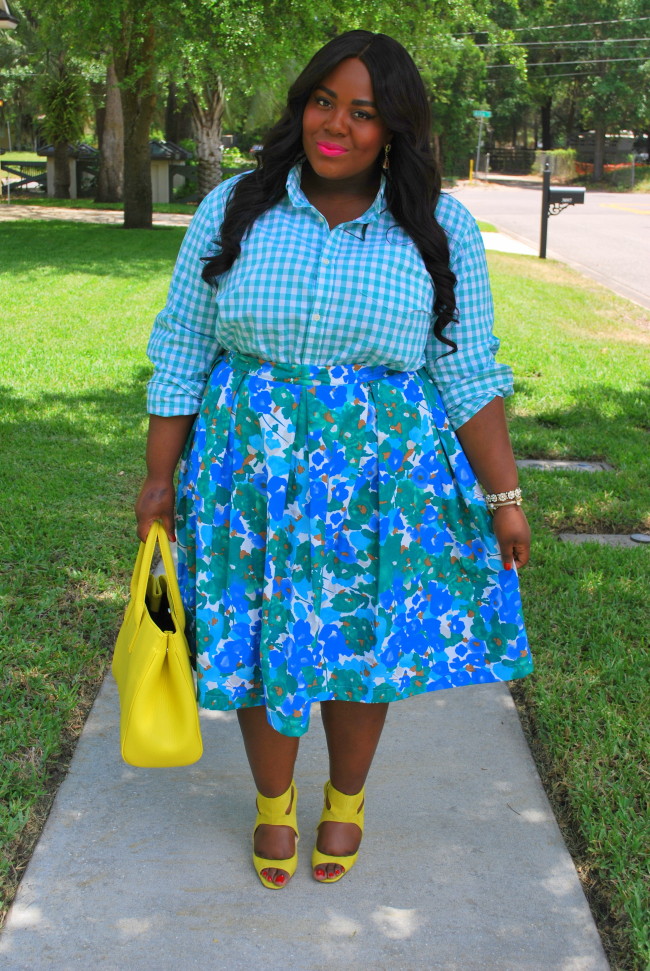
[176,352,532,737]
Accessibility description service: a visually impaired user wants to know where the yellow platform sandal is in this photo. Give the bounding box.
[311,780,365,884]
[252,780,299,889]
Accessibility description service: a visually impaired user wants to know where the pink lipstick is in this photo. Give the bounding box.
[316,142,348,157]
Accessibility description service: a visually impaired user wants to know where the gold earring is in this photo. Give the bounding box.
[383,143,391,170]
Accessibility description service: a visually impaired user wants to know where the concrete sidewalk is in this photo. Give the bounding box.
[0,677,609,970]
[481,231,536,257]
[0,203,192,228]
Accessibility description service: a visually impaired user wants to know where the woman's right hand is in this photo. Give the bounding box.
[135,476,176,543]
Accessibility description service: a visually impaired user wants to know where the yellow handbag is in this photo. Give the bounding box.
[112,521,203,767]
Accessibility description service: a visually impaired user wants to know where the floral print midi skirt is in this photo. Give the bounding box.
[176,350,532,737]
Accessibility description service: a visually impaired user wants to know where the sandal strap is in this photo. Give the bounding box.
[255,781,299,836]
[319,781,365,832]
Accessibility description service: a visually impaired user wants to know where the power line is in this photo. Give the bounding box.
[490,68,642,79]
[486,74,601,81]
[477,37,649,48]
[455,16,650,36]
[488,56,650,68]
[486,73,596,81]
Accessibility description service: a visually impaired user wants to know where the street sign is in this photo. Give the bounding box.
[473,111,492,178]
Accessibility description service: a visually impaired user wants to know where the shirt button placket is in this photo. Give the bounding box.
[306,239,336,359]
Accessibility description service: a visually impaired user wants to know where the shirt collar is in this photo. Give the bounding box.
[285,161,387,225]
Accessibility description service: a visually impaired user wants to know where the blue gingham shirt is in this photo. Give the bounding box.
[147,162,512,428]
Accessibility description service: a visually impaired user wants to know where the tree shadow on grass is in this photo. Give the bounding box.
[0,370,153,586]
[0,221,187,279]
[0,371,166,920]
[509,380,650,463]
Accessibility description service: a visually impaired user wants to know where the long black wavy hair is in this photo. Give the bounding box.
[201,30,458,352]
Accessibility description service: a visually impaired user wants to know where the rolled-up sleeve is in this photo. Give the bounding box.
[424,200,513,429]
[146,179,236,416]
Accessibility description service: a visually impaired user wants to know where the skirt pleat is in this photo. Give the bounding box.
[176,351,532,737]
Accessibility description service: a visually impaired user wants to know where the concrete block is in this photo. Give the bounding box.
[517,460,614,472]
[558,533,649,548]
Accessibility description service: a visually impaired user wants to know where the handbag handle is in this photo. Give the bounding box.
[132,521,186,632]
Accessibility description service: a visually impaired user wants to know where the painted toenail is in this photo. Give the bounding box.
[315,868,325,877]
[275,873,286,884]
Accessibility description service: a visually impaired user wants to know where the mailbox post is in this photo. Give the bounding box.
[540,160,585,258]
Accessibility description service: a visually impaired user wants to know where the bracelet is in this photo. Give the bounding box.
[484,487,523,513]
[484,487,522,504]
[486,498,523,512]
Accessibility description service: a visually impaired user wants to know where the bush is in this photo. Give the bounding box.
[178,138,196,158]
[575,161,650,189]
[532,149,577,182]
[173,177,197,200]
[222,146,252,167]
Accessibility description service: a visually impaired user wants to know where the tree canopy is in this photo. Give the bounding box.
[1,0,648,221]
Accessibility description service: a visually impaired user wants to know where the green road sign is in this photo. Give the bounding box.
[473,110,492,118]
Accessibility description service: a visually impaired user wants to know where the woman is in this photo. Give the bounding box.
[135,30,532,890]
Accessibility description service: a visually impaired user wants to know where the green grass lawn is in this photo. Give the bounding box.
[489,253,649,967]
[0,221,177,925]
[0,224,648,968]
[0,151,42,163]
[2,200,492,222]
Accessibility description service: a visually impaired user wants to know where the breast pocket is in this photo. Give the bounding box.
[355,229,434,322]
[356,284,433,366]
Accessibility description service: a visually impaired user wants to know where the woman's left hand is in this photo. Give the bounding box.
[492,505,531,570]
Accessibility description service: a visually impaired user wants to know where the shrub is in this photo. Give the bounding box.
[532,149,577,182]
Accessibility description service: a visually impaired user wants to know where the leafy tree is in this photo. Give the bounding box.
[0,1,43,150]
[20,0,174,226]
[111,7,157,227]
[493,0,649,174]
[174,0,324,198]
[39,55,87,197]
[173,0,510,191]
[572,0,649,178]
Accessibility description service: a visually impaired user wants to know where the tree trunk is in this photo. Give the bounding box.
[565,97,576,148]
[540,97,553,150]
[53,141,71,198]
[165,83,193,145]
[593,122,606,181]
[432,132,441,169]
[96,60,124,203]
[114,14,157,229]
[189,80,225,199]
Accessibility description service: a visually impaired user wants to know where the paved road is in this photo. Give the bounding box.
[452,184,650,311]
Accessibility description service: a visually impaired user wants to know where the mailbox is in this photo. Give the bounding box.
[548,186,585,206]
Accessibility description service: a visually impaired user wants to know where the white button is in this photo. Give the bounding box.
[322,258,330,265]
[313,313,321,321]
